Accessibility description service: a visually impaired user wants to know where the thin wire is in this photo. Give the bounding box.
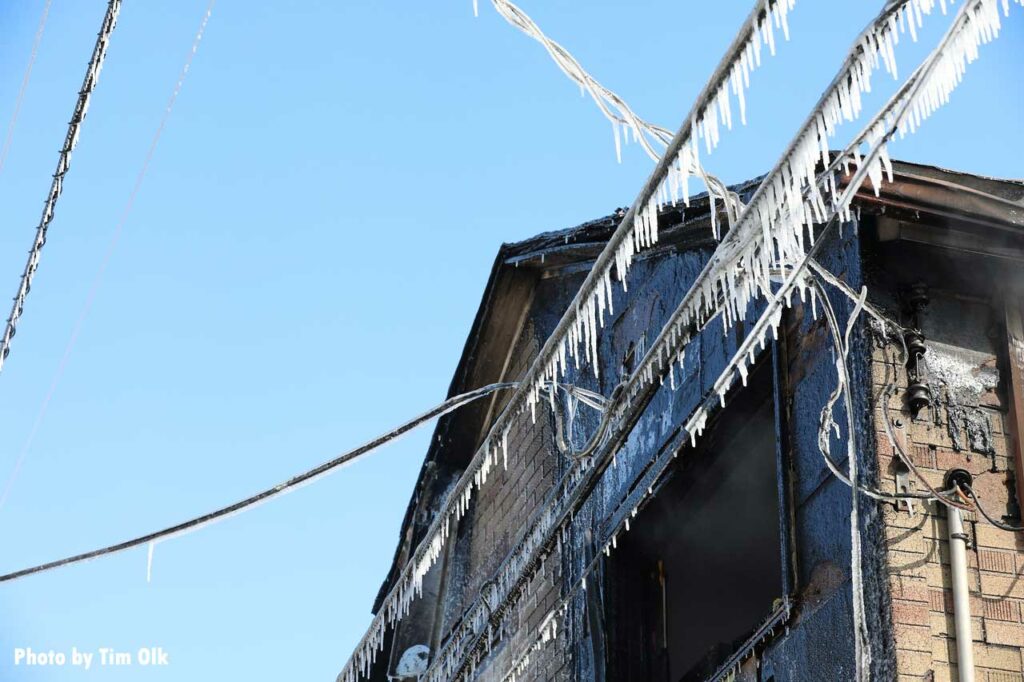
[807,268,974,511]
[486,0,747,224]
[0,382,519,584]
[546,380,610,457]
[878,346,974,512]
[809,275,935,502]
[963,484,1024,532]
[0,0,53,179]
[0,0,216,514]
[0,0,122,376]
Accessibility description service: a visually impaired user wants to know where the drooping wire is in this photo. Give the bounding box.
[0,0,216,514]
[0,0,53,179]
[545,380,610,458]
[876,323,975,512]
[807,260,973,512]
[962,484,1024,533]
[0,382,518,584]
[807,269,968,508]
[484,0,748,225]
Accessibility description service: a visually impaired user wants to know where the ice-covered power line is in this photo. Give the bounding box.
[486,0,677,162]
[343,1,1017,679]
[0,0,53,180]
[0,0,121,376]
[596,3,1020,677]
[352,3,937,675]
[612,0,951,430]
[485,0,769,229]
[618,0,1019,446]
[410,2,1020,680]
[0,0,217,514]
[0,383,517,584]
[337,3,798,679]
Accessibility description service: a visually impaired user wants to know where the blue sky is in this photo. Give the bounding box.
[0,1,1019,680]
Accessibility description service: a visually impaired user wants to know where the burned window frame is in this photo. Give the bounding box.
[589,339,797,682]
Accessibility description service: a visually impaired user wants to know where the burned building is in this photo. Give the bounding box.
[343,160,1024,682]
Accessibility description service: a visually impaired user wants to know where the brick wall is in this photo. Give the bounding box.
[440,301,572,681]
[873,294,1024,681]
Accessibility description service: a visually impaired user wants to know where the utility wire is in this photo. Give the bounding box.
[489,0,673,160]
[808,274,944,504]
[485,0,746,225]
[0,0,122,376]
[395,2,1016,679]
[963,484,1024,532]
[0,0,53,179]
[0,382,518,584]
[338,4,863,679]
[0,0,216,514]
[438,3,1001,675]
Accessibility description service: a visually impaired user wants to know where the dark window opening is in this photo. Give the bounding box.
[604,358,785,682]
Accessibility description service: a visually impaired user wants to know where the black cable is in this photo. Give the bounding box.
[963,484,1024,533]
[0,0,122,373]
[0,382,519,584]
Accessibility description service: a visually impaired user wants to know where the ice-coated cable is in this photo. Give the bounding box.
[444,3,1018,677]
[0,0,217,514]
[0,0,122,375]
[339,2,971,679]
[338,4,801,679]
[0,382,518,584]
[485,0,751,226]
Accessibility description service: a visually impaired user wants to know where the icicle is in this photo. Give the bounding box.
[146,541,154,583]
[339,5,1024,681]
[612,120,622,164]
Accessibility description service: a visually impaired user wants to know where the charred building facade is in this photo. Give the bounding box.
[348,161,1024,682]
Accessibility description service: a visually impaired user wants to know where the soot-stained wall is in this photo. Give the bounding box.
[438,220,886,682]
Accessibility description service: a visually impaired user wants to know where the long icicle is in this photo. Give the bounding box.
[444,2,1020,678]
[336,1,962,680]
[336,4,800,680]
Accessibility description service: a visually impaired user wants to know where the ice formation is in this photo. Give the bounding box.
[527,0,797,420]
[336,9,803,679]
[337,1,1019,680]
[0,0,122,374]
[610,0,989,431]
[483,4,1021,677]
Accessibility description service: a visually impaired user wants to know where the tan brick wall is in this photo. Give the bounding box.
[873,335,1024,681]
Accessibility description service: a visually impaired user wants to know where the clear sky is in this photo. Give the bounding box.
[0,1,1019,680]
